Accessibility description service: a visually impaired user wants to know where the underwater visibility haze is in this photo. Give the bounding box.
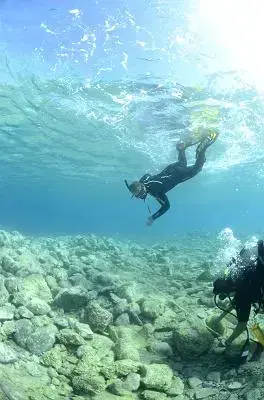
[0,1,264,399]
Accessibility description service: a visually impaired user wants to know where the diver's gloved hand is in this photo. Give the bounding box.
[146,216,154,226]
[218,337,231,349]
[218,337,226,348]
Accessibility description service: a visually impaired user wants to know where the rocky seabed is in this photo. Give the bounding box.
[0,230,262,400]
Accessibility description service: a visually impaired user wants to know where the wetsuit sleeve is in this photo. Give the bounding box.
[151,193,170,220]
[139,174,150,183]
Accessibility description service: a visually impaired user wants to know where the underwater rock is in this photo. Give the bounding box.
[70,320,93,340]
[115,339,140,361]
[89,333,114,358]
[53,315,69,328]
[167,376,185,396]
[69,273,93,291]
[4,276,21,295]
[110,294,128,315]
[154,309,181,331]
[56,328,85,346]
[140,298,165,320]
[45,274,59,292]
[141,363,173,392]
[228,382,242,390]
[1,254,20,275]
[188,377,203,388]
[1,320,16,338]
[14,319,34,348]
[115,284,138,303]
[40,346,64,370]
[27,325,57,355]
[151,341,173,358]
[108,379,133,396]
[115,313,130,326]
[74,345,101,376]
[84,301,113,332]
[206,314,226,337]
[12,274,52,305]
[206,371,221,383]
[17,306,34,319]
[123,372,141,392]
[72,373,106,395]
[54,287,89,311]
[197,295,215,308]
[0,304,15,321]
[173,316,214,359]
[0,342,18,364]
[142,390,168,399]
[0,277,9,306]
[0,380,28,400]
[111,359,141,378]
[194,387,218,399]
[26,297,51,316]
[244,388,261,400]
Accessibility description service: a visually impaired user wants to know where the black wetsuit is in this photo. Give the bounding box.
[139,147,206,220]
[230,253,264,322]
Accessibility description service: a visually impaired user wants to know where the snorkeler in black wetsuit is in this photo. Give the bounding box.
[125,131,219,226]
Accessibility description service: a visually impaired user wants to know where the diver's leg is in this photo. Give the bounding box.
[184,130,219,178]
[176,145,187,167]
[176,134,200,166]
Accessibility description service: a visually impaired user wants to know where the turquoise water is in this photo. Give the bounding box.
[0,0,263,241]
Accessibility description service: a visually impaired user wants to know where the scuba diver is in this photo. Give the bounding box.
[212,240,264,349]
[125,130,219,226]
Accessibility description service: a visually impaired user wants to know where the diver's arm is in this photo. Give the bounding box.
[225,321,247,346]
[151,193,170,220]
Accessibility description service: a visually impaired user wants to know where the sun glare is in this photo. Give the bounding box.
[196,0,264,88]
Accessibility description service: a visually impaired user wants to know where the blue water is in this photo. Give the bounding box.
[0,0,263,242]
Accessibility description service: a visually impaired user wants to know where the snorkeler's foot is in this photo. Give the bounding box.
[196,131,219,154]
[176,138,195,150]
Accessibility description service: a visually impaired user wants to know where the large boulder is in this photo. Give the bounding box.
[27,325,57,355]
[12,275,52,306]
[53,287,89,311]
[141,363,173,393]
[14,319,57,355]
[14,319,34,348]
[84,301,113,332]
[26,298,51,316]
[173,316,214,359]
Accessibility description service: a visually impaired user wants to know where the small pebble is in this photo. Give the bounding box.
[228,382,242,390]
[188,377,203,388]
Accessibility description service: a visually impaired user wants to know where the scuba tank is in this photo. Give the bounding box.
[251,323,264,346]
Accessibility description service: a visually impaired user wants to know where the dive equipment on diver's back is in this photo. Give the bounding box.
[251,323,264,346]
